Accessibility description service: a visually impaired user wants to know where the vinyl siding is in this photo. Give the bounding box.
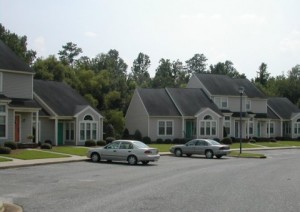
[40,118,55,143]
[125,90,149,136]
[148,117,182,141]
[20,113,32,141]
[2,71,33,99]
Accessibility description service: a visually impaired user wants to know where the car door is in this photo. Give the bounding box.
[194,140,208,155]
[182,139,197,154]
[115,141,134,161]
[102,141,121,160]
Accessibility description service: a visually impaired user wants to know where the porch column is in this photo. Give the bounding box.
[54,118,58,146]
[247,119,250,139]
[35,111,39,143]
[268,120,271,138]
[280,120,283,137]
[182,117,184,138]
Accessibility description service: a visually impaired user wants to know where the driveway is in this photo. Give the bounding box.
[0,149,300,212]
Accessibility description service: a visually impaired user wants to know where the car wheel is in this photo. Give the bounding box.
[142,161,149,165]
[216,155,222,159]
[205,150,214,159]
[175,149,182,157]
[91,153,100,162]
[186,154,192,157]
[127,155,137,165]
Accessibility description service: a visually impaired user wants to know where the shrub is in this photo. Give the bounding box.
[122,128,130,139]
[221,137,232,145]
[142,136,151,144]
[85,140,96,147]
[164,138,172,144]
[40,143,52,149]
[0,146,11,154]
[133,130,142,141]
[4,141,17,150]
[97,140,106,146]
[249,138,256,143]
[105,137,115,144]
[45,140,52,145]
[270,138,277,143]
[156,138,163,144]
[213,138,221,143]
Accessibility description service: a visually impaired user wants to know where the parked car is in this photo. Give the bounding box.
[170,139,230,159]
[87,140,160,165]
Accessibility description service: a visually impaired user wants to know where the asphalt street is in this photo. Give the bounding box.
[1,149,300,212]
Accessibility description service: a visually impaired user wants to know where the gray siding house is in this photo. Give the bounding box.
[125,74,300,140]
[0,40,103,146]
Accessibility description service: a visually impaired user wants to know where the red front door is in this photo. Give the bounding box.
[15,115,20,142]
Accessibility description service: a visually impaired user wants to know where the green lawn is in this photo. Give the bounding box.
[258,141,300,147]
[1,149,70,160]
[0,157,12,162]
[48,146,89,156]
[149,144,172,152]
[230,143,259,149]
[229,151,266,158]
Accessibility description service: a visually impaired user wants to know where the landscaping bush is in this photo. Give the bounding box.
[105,137,115,144]
[133,130,142,141]
[156,138,163,144]
[173,138,187,144]
[85,140,96,147]
[97,140,106,146]
[164,138,172,144]
[221,137,232,145]
[213,138,221,143]
[4,141,17,150]
[44,140,52,145]
[122,128,130,139]
[142,136,151,144]
[0,146,11,154]
[249,138,256,143]
[40,143,52,149]
[270,138,277,142]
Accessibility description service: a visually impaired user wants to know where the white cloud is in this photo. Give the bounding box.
[84,31,98,38]
[280,30,300,52]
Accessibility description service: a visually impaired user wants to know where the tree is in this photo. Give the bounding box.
[255,63,270,86]
[185,53,208,74]
[33,55,67,81]
[209,60,245,78]
[0,23,36,65]
[58,42,82,66]
[152,59,174,88]
[130,52,151,87]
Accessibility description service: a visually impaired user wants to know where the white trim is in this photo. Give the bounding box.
[0,72,3,92]
[194,107,222,118]
[34,93,57,116]
[74,105,103,118]
[0,104,8,139]
[0,68,34,75]
[15,114,21,142]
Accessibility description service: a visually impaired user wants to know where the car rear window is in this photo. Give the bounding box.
[133,141,149,148]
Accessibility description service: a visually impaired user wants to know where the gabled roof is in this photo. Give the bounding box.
[34,80,91,116]
[268,97,300,119]
[166,88,222,116]
[9,98,40,109]
[194,74,266,98]
[137,88,181,116]
[0,40,33,73]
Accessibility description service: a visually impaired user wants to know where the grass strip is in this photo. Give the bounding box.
[3,149,70,160]
[0,157,13,162]
[48,146,89,156]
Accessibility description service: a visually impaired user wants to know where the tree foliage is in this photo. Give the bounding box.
[0,23,36,65]
[185,53,207,74]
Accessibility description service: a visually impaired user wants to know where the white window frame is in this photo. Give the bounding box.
[246,99,251,111]
[80,115,98,141]
[224,116,231,136]
[65,122,75,141]
[214,97,228,109]
[157,120,174,136]
[267,122,275,135]
[0,104,7,139]
[294,119,300,135]
[200,115,217,137]
[0,72,3,92]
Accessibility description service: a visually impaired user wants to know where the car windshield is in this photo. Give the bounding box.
[133,141,149,149]
[207,140,221,145]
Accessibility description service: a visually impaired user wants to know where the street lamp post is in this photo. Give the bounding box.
[239,86,244,154]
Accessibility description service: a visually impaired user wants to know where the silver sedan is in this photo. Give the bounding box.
[170,139,230,159]
[87,140,160,165]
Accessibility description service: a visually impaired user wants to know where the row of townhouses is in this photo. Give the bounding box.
[1,39,300,146]
[126,73,300,141]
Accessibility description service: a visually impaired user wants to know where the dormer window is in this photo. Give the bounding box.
[246,100,251,111]
[214,97,228,109]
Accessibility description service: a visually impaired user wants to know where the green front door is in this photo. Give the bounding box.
[185,120,195,139]
[58,123,64,146]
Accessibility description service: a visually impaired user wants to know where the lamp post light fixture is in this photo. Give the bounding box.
[239,86,245,154]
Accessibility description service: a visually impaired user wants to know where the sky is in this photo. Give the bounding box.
[1,0,300,80]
